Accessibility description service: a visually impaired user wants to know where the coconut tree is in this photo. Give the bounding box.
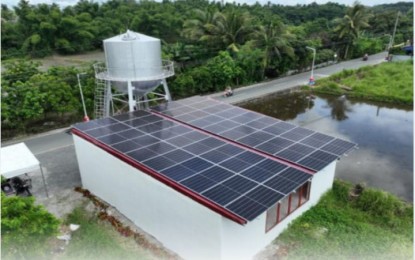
[254,22,295,78]
[183,8,254,52]
[334,1,372,59]
[207,9,254,52]
[182,8,217,43]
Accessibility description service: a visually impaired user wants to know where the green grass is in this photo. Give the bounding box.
[277,180,413,259]
[61,207,156,260]
[314,60,413,105]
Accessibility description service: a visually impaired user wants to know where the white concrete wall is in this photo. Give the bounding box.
[220,161,337,260]
[73,136,222,260]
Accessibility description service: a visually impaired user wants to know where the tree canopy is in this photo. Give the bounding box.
[1,0,413,138]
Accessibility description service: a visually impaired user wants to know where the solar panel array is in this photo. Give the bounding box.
[73,109,312,221]
[152,96,356,171]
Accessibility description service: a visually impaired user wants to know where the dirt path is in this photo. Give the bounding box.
[33,50,105,71]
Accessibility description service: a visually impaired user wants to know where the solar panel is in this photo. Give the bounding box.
[163,149,193,163]
[85,127,114,138]
[256,159,288,173]
[278,168,313,184]
[160,164,196,181]
[220,158,251,172]
[181,157,214,173]
[118,129,145,139]
[264,175,301,195]
[199,150,230,164]
[127,148,158,161]
[112,140,140,153]
[151,97,356,172]
[200,166,235,182]
[97,134,126,145]
[131,135,159,147]
[235,151,265,164]
[221,175,257,194]
[240,166,275,183]
[72,101,340,223]
[180,174,217,193]
[226,196,267,221]
[245,186,284,207]
[202,185,240,206]
[142,155,177,171]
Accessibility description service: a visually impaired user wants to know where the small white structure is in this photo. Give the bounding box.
[93,30,174,118]
[1,143,48,197]
[72,96,356,260]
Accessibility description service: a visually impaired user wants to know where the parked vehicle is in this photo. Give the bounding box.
[1,175,32,197]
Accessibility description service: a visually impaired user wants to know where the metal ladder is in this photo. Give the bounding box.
[94,78,107,119]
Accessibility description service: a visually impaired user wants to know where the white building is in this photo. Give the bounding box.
[73,97,355,260]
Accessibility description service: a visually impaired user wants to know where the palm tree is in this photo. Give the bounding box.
[182,8,217,43]
[334,1,372,59]
[254,22,295,78]
[183,8,254,52]
[207,9,254,52]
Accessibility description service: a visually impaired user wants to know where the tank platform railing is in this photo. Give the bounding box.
[93,60,175,81]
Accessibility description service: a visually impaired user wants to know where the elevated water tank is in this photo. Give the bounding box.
[104,30,163,80]
[93,30,174,118]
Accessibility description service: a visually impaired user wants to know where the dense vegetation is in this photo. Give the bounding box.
[1,0,413,138]
[278,180,413,259]
[2,0,412,68]
[1,193,60,258]
[1,60,95,138]
[313,60,413,104]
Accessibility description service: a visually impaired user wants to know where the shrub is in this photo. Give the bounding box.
[354,188,407,220]
[1,193,60,257]
[332,180,350,202]
[317,81,342,94]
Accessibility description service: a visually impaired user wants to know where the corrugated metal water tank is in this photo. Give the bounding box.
[104,30,163,80]
[102,30,165,95]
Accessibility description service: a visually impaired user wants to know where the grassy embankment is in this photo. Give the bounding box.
[1,205,158,260]
[312,60,413,105]
[277,180,413,259]
[60,207,157,260]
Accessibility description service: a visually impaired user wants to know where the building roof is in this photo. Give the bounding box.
[72,97,356,225]
[1,143,40,179]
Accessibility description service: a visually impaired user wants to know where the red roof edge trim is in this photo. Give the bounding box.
[151,110,315,175]
[71,128,247,226]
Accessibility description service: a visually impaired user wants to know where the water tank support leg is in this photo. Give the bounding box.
[104,82,112,117]
[127,81,135,112]
[144,95,149,110]
[162,79,172,101]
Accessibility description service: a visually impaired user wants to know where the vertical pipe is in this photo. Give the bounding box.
[128,81,135,112]
[104,81,112,117]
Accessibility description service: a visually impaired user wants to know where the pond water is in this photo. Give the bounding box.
[240,92,413,201]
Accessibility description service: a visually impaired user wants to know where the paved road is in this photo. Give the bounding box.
[2,51,388,202]
[212,51,388,104]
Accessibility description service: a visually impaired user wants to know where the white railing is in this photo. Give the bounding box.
[93,60,174,81]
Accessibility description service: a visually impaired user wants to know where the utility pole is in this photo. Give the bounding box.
[391,11,400,48]
[384,34,392,50]
[306,46,316,85]
[77,73,89,122]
